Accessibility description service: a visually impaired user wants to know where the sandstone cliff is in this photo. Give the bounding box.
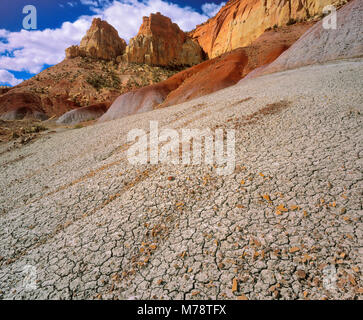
[66,18,127,60]
[161,22,313,108]
[99,21,311,122]
[1,16,194,122]
[190,0,348,58]
[242,0,363,79]
[122,12,205,66]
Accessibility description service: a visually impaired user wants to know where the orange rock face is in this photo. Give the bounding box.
[190,0,347,58]
[160,49,248,108]
[161,22,312,108]
[122,12,205,66]
[243,0,363,79]
[99,21,312,122]
[66,18,126,60]
[99,50,248,122]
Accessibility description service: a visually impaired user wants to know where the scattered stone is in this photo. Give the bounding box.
[232,278,238,293]
[289,247,300,254]
[296,270,307,280]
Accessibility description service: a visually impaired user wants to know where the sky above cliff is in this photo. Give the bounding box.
[0,0,226,86]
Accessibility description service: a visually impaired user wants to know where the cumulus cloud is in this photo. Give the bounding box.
[0,17,92,74]
[93,0,208,40]
[0,69,23,86]
[80,0,112,7]
[0,0,219,84]
[201,2,225,18]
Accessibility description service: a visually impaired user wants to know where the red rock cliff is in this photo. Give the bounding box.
[190,0,348,58]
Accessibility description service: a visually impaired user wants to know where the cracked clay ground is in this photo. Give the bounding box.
[0,58,362,300]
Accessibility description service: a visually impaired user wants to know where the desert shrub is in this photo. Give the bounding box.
[86,70,120,90]
[109,70,120,89]
[86,74,108,90]
[286,18,296,26]
[21,124,47,134]
[126,77,139,88]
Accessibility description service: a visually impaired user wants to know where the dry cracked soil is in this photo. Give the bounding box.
[0,58,362,300]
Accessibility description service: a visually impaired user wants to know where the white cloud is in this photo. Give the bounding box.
[80,0,112,8]
[201,2,225,18]
[0,17,92,74]
[0,69,23,86]
[80,0,97,5]
[0,0,218,80]
[93,0,208,41]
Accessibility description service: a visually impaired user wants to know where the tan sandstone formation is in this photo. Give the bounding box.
[243,0,363,79]
[66,18,127,60]
[190,0,348,58]
[99,21,311,122]
[121,12,205,66]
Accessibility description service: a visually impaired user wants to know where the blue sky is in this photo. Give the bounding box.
[0,0,225,86]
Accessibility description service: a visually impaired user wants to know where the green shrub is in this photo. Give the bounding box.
[286,18,296,26]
